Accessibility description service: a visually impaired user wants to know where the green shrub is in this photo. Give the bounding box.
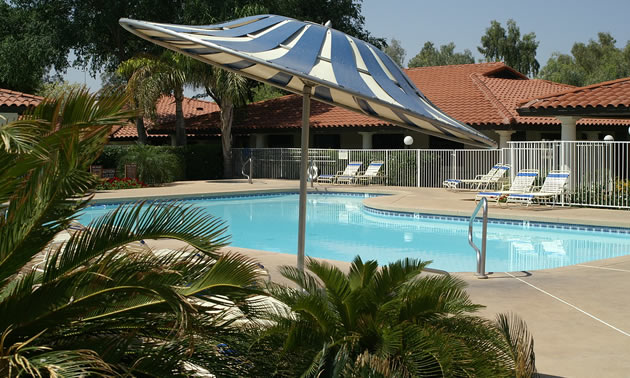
[96,144,223,181]
[118,144,183,185]
[93,145,128,175]
[386,150,417,186]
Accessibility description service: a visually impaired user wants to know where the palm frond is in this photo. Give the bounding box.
[44,201,229,282]
[496,312,538,378]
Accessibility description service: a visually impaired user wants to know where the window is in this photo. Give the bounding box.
[429,136,463,149]
[267,134,294,148]
[313,134,340,148]
[373,134,404,149]
[540,133,561,141]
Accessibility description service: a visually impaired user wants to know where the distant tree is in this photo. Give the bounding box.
[249,83,287,103]
[408,42,475,68]
[539,33,630,86]
[537,53,586,86]
[384,38,406,67]
[37,81,86,98]
[478,19,540,76]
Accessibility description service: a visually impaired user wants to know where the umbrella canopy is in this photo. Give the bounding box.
[119,15,496,148]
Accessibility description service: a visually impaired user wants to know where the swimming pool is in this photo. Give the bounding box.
[79,193,630,272]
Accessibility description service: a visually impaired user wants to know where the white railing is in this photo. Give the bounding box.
[232,148,502,188]
[507,141,630,209]
[232,141,630,209]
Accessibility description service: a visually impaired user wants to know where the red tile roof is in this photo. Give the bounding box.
[405,62,523,126]
[110,95,219,139]
[159,94,389,133]
[518,77,630,116]
[114,63,630,139]
[0,88,43,109]
[150,95,219,125]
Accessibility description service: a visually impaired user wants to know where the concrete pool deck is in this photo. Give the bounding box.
[94,180,630,377]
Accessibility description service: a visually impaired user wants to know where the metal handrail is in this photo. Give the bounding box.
[468,197,488,279]
[241,157,253,184]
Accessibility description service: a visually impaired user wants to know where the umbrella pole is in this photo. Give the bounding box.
[297,85,311,272]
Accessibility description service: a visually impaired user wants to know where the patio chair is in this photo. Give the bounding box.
[505,170,570,207]
[443,164,510,190]
[475,169,539,204]
[356,161,385,185]
[317,161,362,184]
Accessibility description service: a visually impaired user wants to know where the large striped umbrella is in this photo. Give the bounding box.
[119,14,496,271]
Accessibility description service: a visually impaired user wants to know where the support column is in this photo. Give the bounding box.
[495,130,515,149]
[557,117,580,190]
[558,116,579,141]
[358,131,374,149]
[254,133,266,148]
[297,85,312,273]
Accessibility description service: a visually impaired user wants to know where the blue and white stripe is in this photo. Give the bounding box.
[119,14,497,148]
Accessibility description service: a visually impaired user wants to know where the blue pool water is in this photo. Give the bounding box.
[79,193,630,272]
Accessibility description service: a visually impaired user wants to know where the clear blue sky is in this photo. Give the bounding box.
[65,0,630,91]
[362,0,630,66]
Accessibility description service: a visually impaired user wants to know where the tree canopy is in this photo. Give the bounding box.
[5,0,379,92]
[539,32,630,86]
[0,2,72,92]
[384,38,407,67]
[408,42,475,68]
[478,19,540,76]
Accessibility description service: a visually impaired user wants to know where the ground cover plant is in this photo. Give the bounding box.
[256,257,537,377]
[95,177,147,190]
[0,89,267,376]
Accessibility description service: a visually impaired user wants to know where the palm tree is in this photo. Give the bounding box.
[262,256,537,377]
[190,62,249,178]
[0,89,267,376]
[118,51,191,146]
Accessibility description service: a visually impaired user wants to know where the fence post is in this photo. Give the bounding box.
[509,143,516,182]
[451,150,457,181]
[385,150,389,185]
[416,149,420,187]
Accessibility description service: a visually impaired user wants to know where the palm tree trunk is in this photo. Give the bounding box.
[135,116,148,144]
[220,99,233,178]
[174,87,186,146]
[133,98,148,144]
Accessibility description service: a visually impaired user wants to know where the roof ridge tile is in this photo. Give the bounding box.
[470,73,514,125]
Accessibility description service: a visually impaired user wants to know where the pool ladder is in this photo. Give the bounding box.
[242,157,253,184]
[469,197,488,279]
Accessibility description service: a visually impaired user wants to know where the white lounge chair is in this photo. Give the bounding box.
[443,164,510,190]
[506,170,570,207]
[475,169,539,204]
[317,161,362,184]
[356,161,385,185]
